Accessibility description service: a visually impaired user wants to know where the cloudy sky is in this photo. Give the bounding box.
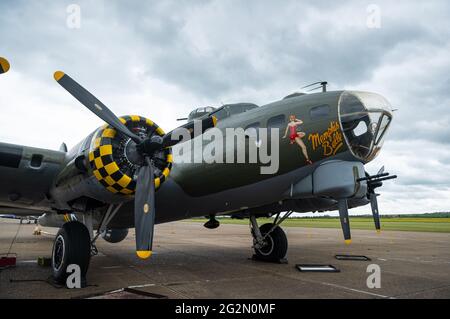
[0,0,449,214]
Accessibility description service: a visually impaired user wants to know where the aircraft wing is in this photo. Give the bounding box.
[0,141,66,214]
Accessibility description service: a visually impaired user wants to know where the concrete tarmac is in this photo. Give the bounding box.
[1,218,449,299]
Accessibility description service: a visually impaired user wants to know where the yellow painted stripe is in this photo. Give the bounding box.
[120,188,134,195]
[117,175,132,188]
[119,117,126,124]
[156,127,165,135]
[104,162,120,175]
[88,151,95,162]
[162,168,170,178]
[167,154,173,163]
[136,250,152,259]
[104,176,116,186]
[212,115,218,126]
[94,157,104,169]
[106,186,118,193]
[154,177,161,189]
[53,71,64,81]
[102,128,116,138]
[99,144,113,156]
[93,170,103,181]
[93,137,101,148]
[145,118,154,126]
[130,115,140,122]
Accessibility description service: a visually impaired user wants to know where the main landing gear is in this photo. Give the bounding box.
[249,212,292,263]
[51,221,91,286]
[51,204,123,286]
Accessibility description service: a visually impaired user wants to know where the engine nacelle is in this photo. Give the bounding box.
[101,228,129,243]
[50,115,172,211]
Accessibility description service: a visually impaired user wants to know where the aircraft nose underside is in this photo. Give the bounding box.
[338,91,393,162]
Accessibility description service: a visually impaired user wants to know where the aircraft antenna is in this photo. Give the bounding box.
[301,81,328,92]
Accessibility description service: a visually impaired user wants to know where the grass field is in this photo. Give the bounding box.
[187,217,450,233]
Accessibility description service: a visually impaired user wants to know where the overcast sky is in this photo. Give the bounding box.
[0,0,449,215]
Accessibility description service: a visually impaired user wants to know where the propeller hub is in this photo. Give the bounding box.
[124,139,145,166]
[137,135,164,157]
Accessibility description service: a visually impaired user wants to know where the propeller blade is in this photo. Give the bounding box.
[53,71,142,143]
[377,166,385,175]
[369,193,381,233]
[337,199,351,244]
[134,160,156,259]
[162,116,217,148]
[0,57,10,74]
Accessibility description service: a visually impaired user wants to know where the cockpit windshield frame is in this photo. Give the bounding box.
[338,91,393,163]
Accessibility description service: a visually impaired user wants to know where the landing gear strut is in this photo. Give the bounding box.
[250,213,290,263]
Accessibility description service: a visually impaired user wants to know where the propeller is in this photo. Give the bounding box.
[369,192,381,233]
[338,199,352,245]
[54,71,217,259]
[357,167,397,234]
[0,57,10,74]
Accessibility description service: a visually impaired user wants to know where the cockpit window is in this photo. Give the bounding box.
[339,91,392,162]
[210,103,258,121]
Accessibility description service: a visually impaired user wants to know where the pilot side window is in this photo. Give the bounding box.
[310,104,330,120]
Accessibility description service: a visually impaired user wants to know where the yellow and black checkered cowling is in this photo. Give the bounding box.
[88,115,173,195]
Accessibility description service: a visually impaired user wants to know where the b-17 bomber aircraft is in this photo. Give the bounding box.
[0,57,396,285]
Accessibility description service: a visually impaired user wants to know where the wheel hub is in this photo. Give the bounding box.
[52,235,65,271]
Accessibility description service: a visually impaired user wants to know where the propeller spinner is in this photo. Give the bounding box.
[54,71,217,259]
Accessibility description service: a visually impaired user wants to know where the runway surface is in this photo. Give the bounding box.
[1,218,450,299]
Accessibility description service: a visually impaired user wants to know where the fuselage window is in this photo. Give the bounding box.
[30,154,43,168]
[267,114,286,128]
[267,114,286,138]
[310,104,330,120]
[244,122,260,140]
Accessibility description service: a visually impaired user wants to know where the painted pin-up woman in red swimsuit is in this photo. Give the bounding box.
[283,115,313,165]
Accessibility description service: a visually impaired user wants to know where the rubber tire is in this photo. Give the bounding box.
[254,223,288,262]
[51,221,91,285]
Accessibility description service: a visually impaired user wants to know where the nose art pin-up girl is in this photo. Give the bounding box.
[283,115,313,165]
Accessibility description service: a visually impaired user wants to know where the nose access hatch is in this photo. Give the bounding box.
[338,91,393,162]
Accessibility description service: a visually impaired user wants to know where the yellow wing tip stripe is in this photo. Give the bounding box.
[136,250,152,259]
[0,57,11,73]
[344,239,352,245]
[54,71,65,81]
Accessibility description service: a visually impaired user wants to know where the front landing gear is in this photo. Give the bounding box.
[51,221,91,286]
[250,215,289,263]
